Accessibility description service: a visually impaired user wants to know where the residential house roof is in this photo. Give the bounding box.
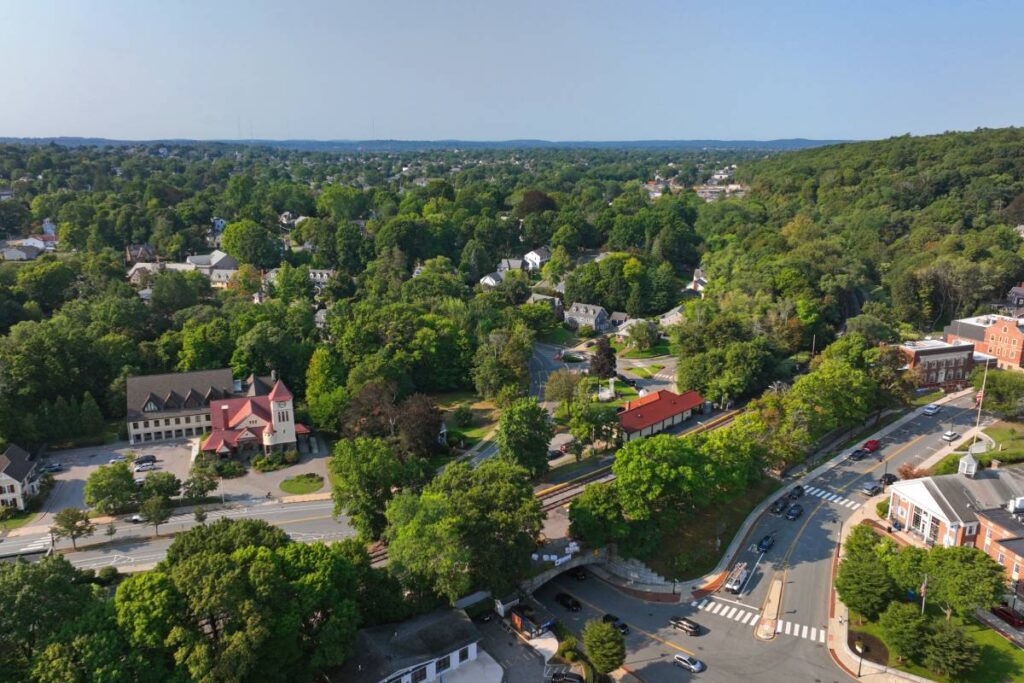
[332,609,481,683]
[618,389,704,434]
[125,244,157,263]
[526,293,561,306]
[0,444,34,483]
[567,303,608,319]
[498,258,524,271]
[609,311,630,325]
[526,246,552,260]
[2,244,41,259]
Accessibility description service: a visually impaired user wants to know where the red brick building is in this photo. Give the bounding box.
[944,314,1024,370]
[897,339,975,389]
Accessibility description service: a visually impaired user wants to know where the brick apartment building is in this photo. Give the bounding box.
[897,339,976,389]
[944,314,1024,370]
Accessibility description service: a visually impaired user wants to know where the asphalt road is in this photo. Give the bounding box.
[532,395,988,682]
[1,499,354,571]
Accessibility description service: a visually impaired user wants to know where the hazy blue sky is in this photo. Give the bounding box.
[1,1,1022,141]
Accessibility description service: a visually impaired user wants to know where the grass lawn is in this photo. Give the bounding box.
[911,389,945,407]
[0,509,37,530]
[608,384,640,408]
[541,325,578,346]
[435,394,499,450]
[629,364,664,379]
[851,610,1024,683]
[610,338,673,359]
[280,473,325,495]
[642,477,782,581]
[936,420,1024,474]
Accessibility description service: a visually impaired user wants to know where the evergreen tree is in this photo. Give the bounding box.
[79,392,105,436]
[923,621,978,678]
[590,337,617,379]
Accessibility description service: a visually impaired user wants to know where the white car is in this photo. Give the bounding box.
[109,455,126,463]
[942,430,960,443]
[134,462,155,472]
[923,404,941,416]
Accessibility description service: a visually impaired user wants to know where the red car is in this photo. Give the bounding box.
[992,606,1024,629]
[863,440,881,453]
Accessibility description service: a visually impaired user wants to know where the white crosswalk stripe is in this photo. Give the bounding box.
[724,607,737,619]
[710,603,723,614]
[774,619,827,643]
[804,485,860,510]
[695,599,761,626]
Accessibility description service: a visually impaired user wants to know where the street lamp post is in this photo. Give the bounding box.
[854,639,865,678]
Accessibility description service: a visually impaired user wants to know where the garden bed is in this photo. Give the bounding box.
[280,473,325,495]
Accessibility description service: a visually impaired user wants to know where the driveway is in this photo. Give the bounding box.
[475,616,547,683]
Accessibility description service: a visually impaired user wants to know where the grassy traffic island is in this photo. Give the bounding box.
[280,473,325,495]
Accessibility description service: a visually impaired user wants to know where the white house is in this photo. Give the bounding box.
[1,244,41,261]
[335,609,496,683]
[479,271,505,288]
[0,444,39,511]
[524,246,552,271]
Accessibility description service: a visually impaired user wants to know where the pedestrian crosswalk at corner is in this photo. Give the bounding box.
[653,368,675,381]
[775,619,827,644]
[804,485,860,510]
[690,598,760,626]
[15,536,50,552]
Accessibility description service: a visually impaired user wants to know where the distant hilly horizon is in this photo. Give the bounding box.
[0,136,851,152]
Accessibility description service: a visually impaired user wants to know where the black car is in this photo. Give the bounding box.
[669,616,702,635]
[548,450,563,461]
[879,473,898,486]
[786,503,804,521]
[770,498,789,514]
[603,613,629,635]
[568,566,587,581]
[551,673,585,683]
[555,593,581,612]
[757,534,775,553]
[849,448,868,461]
[789,485,805,499]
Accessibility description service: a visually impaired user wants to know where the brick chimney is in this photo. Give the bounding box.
[220,404,229,426]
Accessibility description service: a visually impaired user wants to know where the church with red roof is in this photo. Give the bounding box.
[201,379,309,456]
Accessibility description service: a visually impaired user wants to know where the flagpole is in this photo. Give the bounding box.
[921,573,928,615]
[971,361,989,451]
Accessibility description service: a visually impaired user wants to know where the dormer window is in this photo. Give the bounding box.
[144,401,158,412]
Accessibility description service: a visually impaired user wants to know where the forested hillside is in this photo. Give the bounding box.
[701,127,1024,331]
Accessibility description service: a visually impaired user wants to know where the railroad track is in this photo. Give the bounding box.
[367,408,744,566]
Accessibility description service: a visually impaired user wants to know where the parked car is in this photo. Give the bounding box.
[568,566,587,581]
[669,616,702,635]
[786,504,804,521]
[770,498,789,514]
[134,477,146,486]
[789,485,805,499]
[135,454,157,465]
[992,605,1024,629]
[128,514,143,523]
[40,463,62,473]
[942,430,960,443]
[848,448,868,461]
[555,593,581,612]
[879,473,898,486]
[551,673,585,683]
[860,483,883,496]
[559,441,574,453]
[134,462,155,472]
[863,440,881,452]
[674,654,707,673]
[109,455,125,463]
[548,450,563,461]
[757,534,775,553]
[602,613,629,634]
[923,404,941,416]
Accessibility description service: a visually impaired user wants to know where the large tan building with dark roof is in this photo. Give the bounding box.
[125,369,274,446]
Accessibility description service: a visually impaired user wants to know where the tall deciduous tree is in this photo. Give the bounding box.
[50,508,95,550]
[924,545,1006,620]
[139,496,171,537]
[582,619,626,674]
[834,526,895,620]
[878,602,926,663]
[331,437,421,540]
[221,218,280,268]
[83,462,138,514]
[497,397,554,477]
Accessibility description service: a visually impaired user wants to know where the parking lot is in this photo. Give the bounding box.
[34,436,332,523]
